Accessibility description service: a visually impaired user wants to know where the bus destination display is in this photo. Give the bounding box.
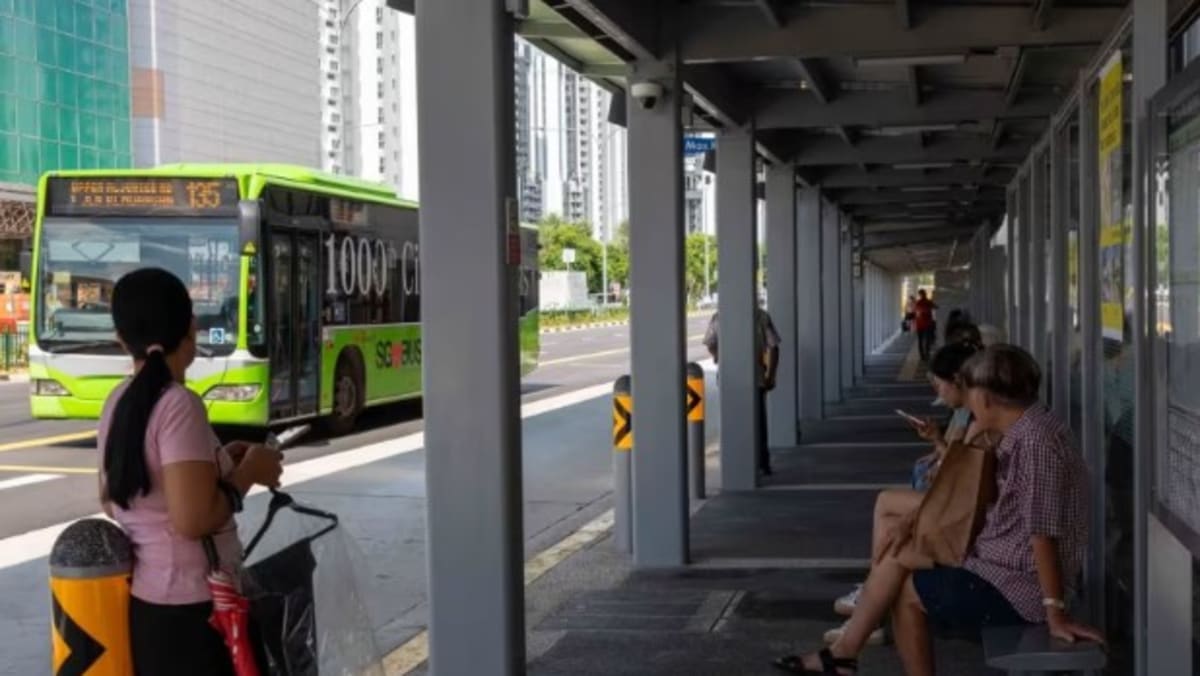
[46,178,240,217]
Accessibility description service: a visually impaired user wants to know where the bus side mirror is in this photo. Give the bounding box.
[19,250,31,281]
[238,200,262,255]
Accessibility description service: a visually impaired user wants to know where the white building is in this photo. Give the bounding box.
[321,0,419,201]
[129,0,321,166]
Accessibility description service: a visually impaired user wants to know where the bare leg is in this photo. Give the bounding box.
[797,556,914,672]
[891,575,934,676]
[871,489,923,560]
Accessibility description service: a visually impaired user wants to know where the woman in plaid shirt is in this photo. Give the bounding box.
[775,345,1103,675]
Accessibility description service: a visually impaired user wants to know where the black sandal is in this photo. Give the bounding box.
[773,649,858,674]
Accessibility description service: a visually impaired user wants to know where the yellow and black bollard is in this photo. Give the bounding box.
[612,375,633,554]
[49,518,133,676]
[686,362,706,500]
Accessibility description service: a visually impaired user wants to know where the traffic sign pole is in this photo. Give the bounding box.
[686,362,706,500]
[612,375,633,554]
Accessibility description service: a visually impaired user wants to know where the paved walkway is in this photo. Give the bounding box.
[506,336,1003,675]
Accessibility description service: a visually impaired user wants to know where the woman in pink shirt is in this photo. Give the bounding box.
[99,268,283,676]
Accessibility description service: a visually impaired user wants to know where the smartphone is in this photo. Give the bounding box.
[895,409,923,425]
[265,424,311,451]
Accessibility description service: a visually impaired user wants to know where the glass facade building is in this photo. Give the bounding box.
[0,0,132,186]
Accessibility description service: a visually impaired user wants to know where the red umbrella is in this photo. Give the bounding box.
[208,569,261,676]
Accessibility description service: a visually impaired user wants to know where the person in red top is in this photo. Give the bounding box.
[912,289,938,361]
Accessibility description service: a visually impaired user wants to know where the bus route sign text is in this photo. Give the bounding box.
[45,177,240,217]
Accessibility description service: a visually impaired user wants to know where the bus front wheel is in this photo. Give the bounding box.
[328,355,363,434]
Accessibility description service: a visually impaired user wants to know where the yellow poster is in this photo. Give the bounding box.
[1098,52,1126,341]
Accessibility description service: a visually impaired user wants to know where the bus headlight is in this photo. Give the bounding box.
[33,379,69,396]
[203,384,261,402]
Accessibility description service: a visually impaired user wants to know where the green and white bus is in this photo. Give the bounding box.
[27,164,540,430]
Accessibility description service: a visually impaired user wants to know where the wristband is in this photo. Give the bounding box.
[1042,598,1066,611]
[218,479,244,514]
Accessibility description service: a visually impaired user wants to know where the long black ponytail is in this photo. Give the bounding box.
[104,268,194,510]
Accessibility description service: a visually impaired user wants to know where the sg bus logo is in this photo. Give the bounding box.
[375,338,422,370]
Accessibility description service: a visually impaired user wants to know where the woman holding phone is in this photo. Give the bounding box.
[98,268,284,675]
[822,340,993,645]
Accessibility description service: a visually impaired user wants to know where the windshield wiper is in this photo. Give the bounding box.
[42,340,120,354]
[43,341,215,357]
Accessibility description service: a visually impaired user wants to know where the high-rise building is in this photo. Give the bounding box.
[128,0,320,166]
[322,0,418,201]
[514,39,627,239]
[0,0,135,266]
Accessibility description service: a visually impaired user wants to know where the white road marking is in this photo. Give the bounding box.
[0,474,59,492]
[0,380,621,571]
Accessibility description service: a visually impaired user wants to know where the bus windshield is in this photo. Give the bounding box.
[36,218,244,354]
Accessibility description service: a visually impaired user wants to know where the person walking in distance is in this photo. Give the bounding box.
[913,289,938,361]
[703,305,782,475]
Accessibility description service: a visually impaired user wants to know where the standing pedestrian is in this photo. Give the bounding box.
[913,289,938,361]
[703,305,781,475]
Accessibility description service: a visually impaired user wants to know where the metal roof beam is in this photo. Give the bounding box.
[792,58,835,103]
[1033,0,1054,30]
[757,90,1059,129]
[564,0,659,61]
[755,0,784,28]
[517,19,591,40]
[1003,48,1029,107]
[896,0,912,29]
[863,225,980,250]
[683,65,750,130]
[907,66,921,106]
[816,166,1012,189]
[788,134,1029,166]
[836,187,1005,205]
[680,5,1120,62]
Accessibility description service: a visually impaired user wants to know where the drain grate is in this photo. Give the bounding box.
[537,589,737,633]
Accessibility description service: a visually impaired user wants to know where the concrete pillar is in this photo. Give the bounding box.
[716,125,759,491]
[821,201,841,404]
[415,1,523,672]
[840,217,853,391]
[627,60,688,565]
[796,187,824,420]
[765,164,798,448]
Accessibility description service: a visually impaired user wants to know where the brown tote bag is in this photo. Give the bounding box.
[895,436,999,569]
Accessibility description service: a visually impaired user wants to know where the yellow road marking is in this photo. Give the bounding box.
[540,333,706,367]
[384,510,616,675]
[0,430,97,454]
[0,464,96,475]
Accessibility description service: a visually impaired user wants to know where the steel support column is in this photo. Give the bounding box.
[852,230,865,382]
[765,164,799,448]
[1029,152,1048,396]
[1132,1,1189,674]
[796,187,824,420]
[416,1,524,672]
[821,201,841,404]
[840,215,854,391]
[628,59,688,566]
[1017,175,1032,348]
[1078,82,1106,636]
[717,125,760,491]
[1050,126,1071,421]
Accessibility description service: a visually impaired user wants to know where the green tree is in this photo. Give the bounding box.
[537,217,605,293]
[684,233,717,302]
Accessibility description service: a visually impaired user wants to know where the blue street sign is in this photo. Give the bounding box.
[684,136,716,156]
